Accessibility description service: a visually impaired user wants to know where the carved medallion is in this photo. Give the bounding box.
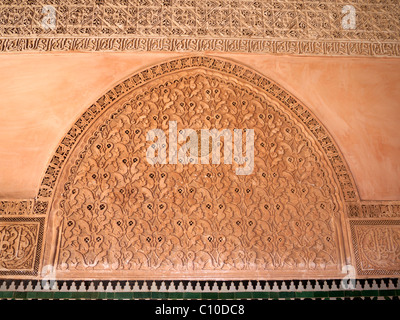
[351,220,400,275]
[0,218,44,275]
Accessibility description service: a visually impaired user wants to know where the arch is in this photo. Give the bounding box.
[38,56,359,279]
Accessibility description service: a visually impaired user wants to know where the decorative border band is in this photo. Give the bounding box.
[0,37,399,57]
[0,200,33,216]
[0,0,399,57]
[0,278,398,300]
[347,202,400,218]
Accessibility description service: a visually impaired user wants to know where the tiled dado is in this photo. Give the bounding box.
[0,279,399,300]
[2,290,400,300]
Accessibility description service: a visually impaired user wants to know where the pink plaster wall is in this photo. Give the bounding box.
[0,52,399,200]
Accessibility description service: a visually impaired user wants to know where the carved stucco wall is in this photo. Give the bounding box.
[0,0,399,282]
[0,0,399,57]
[42,63,351,279]
[0,56,399,279]
[1,53,400,201]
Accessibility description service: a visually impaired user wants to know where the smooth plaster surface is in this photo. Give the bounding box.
[0,52,399,200]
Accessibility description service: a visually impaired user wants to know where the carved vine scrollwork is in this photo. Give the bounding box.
[35,56,360,218]
[53,71,344,274]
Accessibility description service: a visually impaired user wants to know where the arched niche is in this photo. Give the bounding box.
[39,56,358,279]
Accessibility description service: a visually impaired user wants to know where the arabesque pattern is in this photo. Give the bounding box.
[53,71,344,276]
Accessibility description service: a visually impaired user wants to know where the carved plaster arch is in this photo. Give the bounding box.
[38,56,359,280]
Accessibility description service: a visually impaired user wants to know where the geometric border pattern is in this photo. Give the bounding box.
[0,1,399,57]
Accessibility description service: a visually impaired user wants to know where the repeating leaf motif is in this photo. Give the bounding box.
[57,73,340,272]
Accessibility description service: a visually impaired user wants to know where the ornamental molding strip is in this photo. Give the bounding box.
[0,56,399,281]
[0,0,399,56]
